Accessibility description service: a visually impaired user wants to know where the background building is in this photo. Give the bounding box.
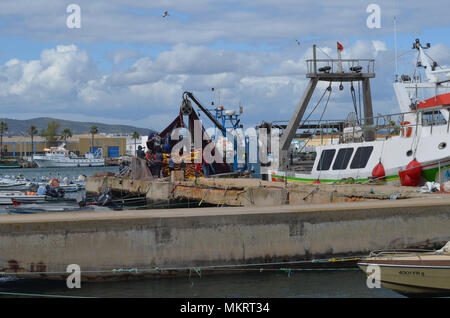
[1,134,126,158]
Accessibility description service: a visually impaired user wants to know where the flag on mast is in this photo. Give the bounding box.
[337,42,344,51]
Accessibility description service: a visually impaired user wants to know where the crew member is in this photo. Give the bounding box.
[137,145,146,159]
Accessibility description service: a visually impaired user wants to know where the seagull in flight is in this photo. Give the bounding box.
[295,39,300,46]
[163,11,169,17]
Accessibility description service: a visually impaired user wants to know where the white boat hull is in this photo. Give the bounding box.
[32,146,105,168]
[33,159,105,168]
[268,128,450,185]
[0,183,32,191]
[0,192,47,205]
[358,252,450,297]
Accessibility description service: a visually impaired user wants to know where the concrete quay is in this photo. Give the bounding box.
[1,196,449,281]
[85,175,436,207]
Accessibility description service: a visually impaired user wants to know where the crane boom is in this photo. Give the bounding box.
[182,91,226,135]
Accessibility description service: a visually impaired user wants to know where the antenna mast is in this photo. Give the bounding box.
[394,16,398,82]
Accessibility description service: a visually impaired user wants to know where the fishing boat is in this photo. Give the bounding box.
[0,159,21,169]
[267,39,450,186]
[358,242,450,297]
[32,145,105,168]
[0,191,47,205]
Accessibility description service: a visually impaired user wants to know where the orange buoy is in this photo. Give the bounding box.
[406,159,422,178]
[399,170,420,187]
[372,162,385,179]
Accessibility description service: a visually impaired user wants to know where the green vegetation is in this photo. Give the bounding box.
[40,120,60,147]
[90,125,99,153]
[132,131,140,156]
[27,125,38,154]
[61,128,73,143]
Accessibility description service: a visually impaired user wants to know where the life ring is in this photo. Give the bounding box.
[50,178,60,187]
[400,121,412,138]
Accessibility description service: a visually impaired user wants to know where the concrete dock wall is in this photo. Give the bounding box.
[86,176,428,207]
[1,197,449,281]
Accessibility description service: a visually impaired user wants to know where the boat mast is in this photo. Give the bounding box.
[278,43,376,169]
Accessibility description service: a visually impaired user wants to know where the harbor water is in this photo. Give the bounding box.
[0,270,402,298]
[0,166,118,181]
[0,166,402,298]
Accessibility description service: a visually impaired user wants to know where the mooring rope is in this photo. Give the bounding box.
[0,291,94,298]
[0,255,365,278]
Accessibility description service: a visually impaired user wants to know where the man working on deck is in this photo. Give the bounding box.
[136,145,146,159]
[168,156,175,174]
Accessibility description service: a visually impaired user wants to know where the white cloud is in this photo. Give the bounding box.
[0,40,449,130]
[0,0,449,45]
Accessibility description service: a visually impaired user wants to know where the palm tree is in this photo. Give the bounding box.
[132,131,140,156]
[0,121,8,159]
[89,126,98,154]
[61,128,72,145]
[27,125,38,155]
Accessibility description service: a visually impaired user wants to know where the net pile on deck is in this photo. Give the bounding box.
[148,110,231,178]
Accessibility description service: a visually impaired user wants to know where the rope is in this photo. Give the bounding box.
[350,82,360,124]
[317,46,332,59]
[300,85,330,126]
[0,291,94,298]
[198,186,211,206]
[217,185,230,207]
[358,81,362,124]
[0,255,365,277]
[298,84,333,155]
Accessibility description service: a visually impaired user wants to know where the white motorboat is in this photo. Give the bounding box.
[0,178,33,191]
[32,145,105,168]
[0,191,47,205]
[358,241,450,297]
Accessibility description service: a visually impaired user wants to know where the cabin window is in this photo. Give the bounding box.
[332,148,354,170]
[422,110,447,126]
[350,146,374,169]
[317,149,336,171]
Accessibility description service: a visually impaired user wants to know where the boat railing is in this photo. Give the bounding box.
[306,58,375,75]
[368,249,436,258]
[271,108,448,147]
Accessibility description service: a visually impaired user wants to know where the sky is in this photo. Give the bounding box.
[0,0,449,131]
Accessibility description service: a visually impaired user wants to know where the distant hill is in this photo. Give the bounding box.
[0,117,154,137]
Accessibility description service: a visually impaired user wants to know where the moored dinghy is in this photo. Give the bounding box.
[0,191,47,205]
[358,241,450,297]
